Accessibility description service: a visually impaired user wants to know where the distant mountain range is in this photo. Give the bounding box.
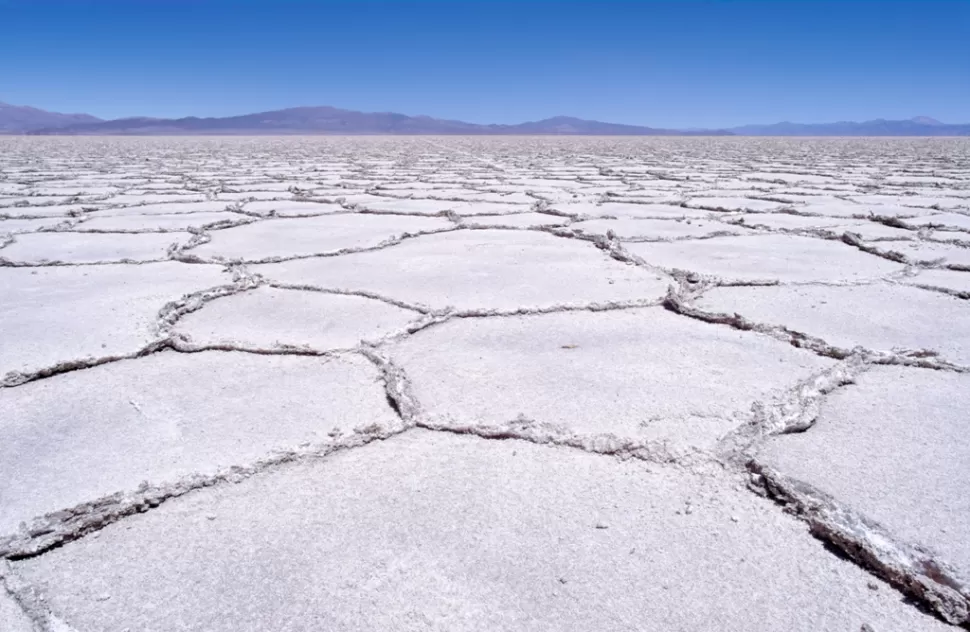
[0,101,102,133]
[13,106,730,136]
[2,101,968,136]
[731,117,970,136]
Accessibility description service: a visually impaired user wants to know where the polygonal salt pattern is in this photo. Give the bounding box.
[695,283,970,366]
[92,200,234,217]
[0,217,73,234]
[0,352,397,535]
[457,212,570,228]
[11,431,953,632]
[903,268,970,298]
[173,286,422,352]
[570,217,747,240]
[0,262,228,379]
[626,233,905,283]
[255,229,671,311]
[1,135,969,630]
[188,214,454,262]
[241,200,347,217]
[759,366,970,573]
[872,240,970,268]
[388,307,833,449]
[73,211,251,232]
[0,231,184,264]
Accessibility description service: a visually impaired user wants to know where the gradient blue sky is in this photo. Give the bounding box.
[2,0,968,127]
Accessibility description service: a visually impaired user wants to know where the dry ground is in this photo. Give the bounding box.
[1,136,969,631]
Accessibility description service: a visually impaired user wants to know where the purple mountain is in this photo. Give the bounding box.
[0,101,102,133]
[9,102,969,136]
[730,117,970,136]
[24,106,731,136]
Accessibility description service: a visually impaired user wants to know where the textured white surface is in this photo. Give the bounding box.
[1,136,967,630]
[255,229,671,311]
[0,352,397,534]
[13,431,953,632]
[761,367,970,572]
[626,233,904,282]
[389,307,832,446]
[0,262,228,378]
[696,283,970,365]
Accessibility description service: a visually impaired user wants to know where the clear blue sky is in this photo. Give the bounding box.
[2,0,968,127]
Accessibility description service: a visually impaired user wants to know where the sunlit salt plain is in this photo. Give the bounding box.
[1,136,969,632]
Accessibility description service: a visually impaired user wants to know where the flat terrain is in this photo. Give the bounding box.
[1,136,969,631]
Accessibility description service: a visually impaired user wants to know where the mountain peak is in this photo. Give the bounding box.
[0,101,102,133]
[6,102,969,136]
[21,105,731,136]
[730,117,969,136]
[540,116,583,123]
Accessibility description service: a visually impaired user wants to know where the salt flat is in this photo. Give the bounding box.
[1,136,968,631]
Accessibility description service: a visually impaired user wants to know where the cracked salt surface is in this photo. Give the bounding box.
[926,214,970,233]
[873,240,970,269]
[627,233,905,283]
[9,432,953,632]
[0,586,34,632]
[759,367,970,575]
[189,214,453,262]
[683,196,789,213]
[241,200,346,216]
[1,136,969,630]
[552,201,709,219]
[0,351,397,537]
[570,217,746,240]
[94,200,233,217]
[695,283,970,366]
[0,231,185,264]
[0,217,73,234]
[457,212,570,228]
[102,193,207,206]
[173,285,422,352]
[820,221,917,241]
[904,268,970,298]
[256,229,671,311]
[72,211,250,232]
[851,195,969,211]
[0,262,227,380]
[729,213,851,231]
[348,196,461,215]
[390,307,832,452]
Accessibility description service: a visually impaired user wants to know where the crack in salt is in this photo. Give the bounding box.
[662,278,969,373]
[748,463,970,627]
[0,419,410,561]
